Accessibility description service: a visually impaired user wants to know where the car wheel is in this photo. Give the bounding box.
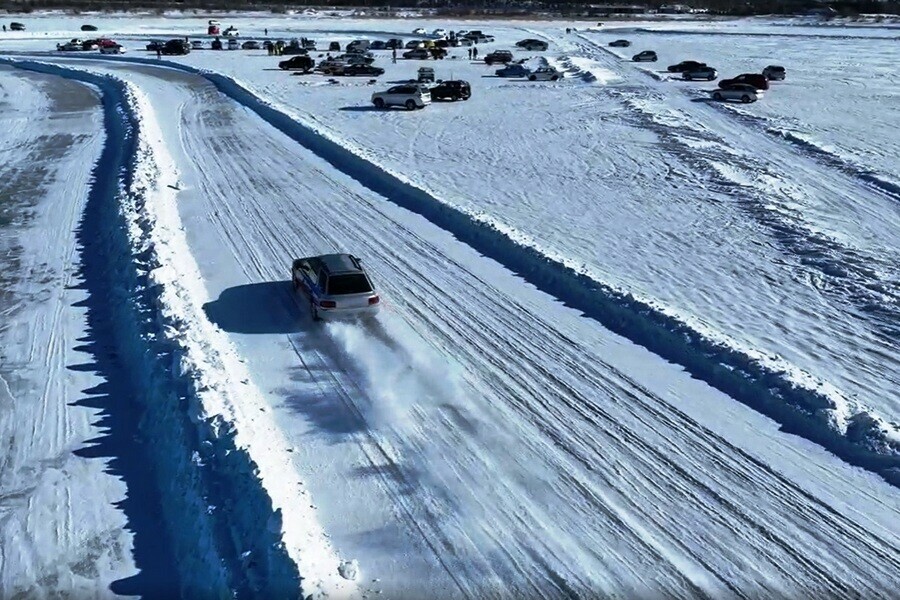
[528,74,536,81]
[405,99,416,110]
[451,94,460,101]
[741,95,751,103]
[551,75,558,81]
[684,74,692,81]
[708,75,715,81]
[713,92,723,101]
[373,98,385,108]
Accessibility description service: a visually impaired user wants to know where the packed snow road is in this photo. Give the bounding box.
[57,59,900,598]
[0,65,174,597]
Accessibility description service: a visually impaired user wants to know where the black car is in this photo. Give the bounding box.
[10,22,25,31]
[403,48,430,60]
[211,38,223,50]
[609,39,631,47]
[81,24,98,32]
[329,41,341,52]
[667,60,706,73]
[484,50,513,65]
[516,39,548,51]
[146,40,163,51]
[161,39,191,55]
[342,64,385,77]
[385,38,404,49]
[430,80,471,101]
[279,55,315,71]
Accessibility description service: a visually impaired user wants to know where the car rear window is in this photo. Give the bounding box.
[328,274,372,295]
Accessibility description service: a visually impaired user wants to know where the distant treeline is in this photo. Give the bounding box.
[2,0,898,17]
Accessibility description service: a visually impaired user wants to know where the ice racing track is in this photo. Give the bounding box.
[4,55,899,598]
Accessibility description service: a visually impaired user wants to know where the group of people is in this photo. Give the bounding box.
[467,46,479,60]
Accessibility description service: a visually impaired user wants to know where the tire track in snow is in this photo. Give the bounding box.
[57,52,900,482]
[133,64,900,598]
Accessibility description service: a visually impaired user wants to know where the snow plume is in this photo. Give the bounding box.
[3,60,356,600]
[326,318,466,435]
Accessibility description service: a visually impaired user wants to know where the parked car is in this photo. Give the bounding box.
[279,55,315,71]
[516,39,548,51]
[223,26,239,37]
[430,80,471,101]
[292,254,380,321]
[429,47,448,59]
[342,64,385,77]
[417,67,435,83]
[609,39,631,47]
[369,40,387,50]
[211,38,223,50]
[667,60,706,73]
[57,40,84,51]
[81,24,98,32]
[632,50,658,62]
[10,22,25,31]
[82,39,100,50]
[385,38,404,49]
[227,38,240,50]
[719,73,769,90]
[413,28,427,35]
[403,48,431,60]
[341,53,375,65]
[100,43,125,54]
[317,59,347,75]
[484,50,513,65]
[496,63,532,78]
[405,40,423,49]
[242,40,261,50]
[451,37,473,47]
[433,28,448,38]
[711,83,762,103]
[162,39,191,55]
[763,65,786,81]
[371,85,431,110]
[347,39,371,53]
[529,66,563,81]
[329,41,341,52]
[146,40,162,51]
[682,65,717,81]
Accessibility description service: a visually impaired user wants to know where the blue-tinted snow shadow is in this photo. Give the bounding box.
[59,63,179,596]
[203,280,306,334]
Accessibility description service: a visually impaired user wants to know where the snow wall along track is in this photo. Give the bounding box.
[0,59,304,599]
[51,53,900,488]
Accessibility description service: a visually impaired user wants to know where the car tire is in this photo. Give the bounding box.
[451,94,460,101]
[551,75,558,81]
[684,74,692,81]
[405,99,416,110]
[528,74,536,81]
[741,95,751,103]
[373,98,385,108]
[708,75,715,81]
[713,92,723,101]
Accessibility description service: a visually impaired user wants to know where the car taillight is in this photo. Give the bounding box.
[368,296,380,305]
[319,300,336,308]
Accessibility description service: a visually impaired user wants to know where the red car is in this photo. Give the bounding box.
[719,73,769,90]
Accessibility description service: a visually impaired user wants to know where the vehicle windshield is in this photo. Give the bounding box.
[328,274,372,295]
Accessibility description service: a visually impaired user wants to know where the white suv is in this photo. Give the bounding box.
[528,66,563,81]
[372,85,431,110]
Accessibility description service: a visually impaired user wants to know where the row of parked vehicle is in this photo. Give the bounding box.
[611,39,787,104]
[371,79,472,110]
[56,38,125,54]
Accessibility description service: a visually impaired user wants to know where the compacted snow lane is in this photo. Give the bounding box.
[63,60,900,599]
[0,66,164,598]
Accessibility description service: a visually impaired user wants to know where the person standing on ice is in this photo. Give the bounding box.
[472,46,478,60]
[265,28,268,36]
[392,47,397,63]
[467,48,472,60]
[156,46,161,59]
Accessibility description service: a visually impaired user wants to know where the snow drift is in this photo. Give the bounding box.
[2,58,354,599]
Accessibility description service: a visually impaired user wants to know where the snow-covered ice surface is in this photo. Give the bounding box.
[1,13,899,599]
[0,66,155,597]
